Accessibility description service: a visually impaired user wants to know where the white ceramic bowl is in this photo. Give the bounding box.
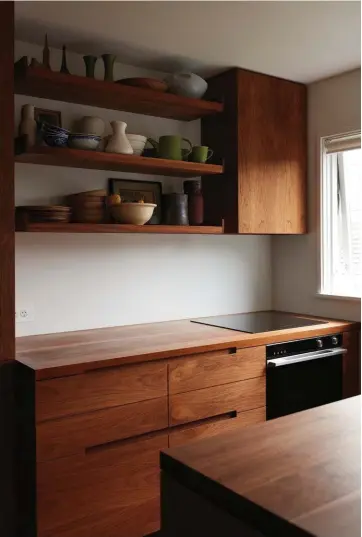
[126,134,147,156]
[111,203,156,225]
[68,134,101,151]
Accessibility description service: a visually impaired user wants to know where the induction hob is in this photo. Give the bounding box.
[191,312,323,333]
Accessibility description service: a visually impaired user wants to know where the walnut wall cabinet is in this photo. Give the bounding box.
[202,68,307,234]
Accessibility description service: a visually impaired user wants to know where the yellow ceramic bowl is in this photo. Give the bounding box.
[111,203,157,225]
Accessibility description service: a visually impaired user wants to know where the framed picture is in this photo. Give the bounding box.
[109,178,162,224]
[34,108,62,127]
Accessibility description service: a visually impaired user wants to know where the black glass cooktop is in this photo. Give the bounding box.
[191,312,323,334]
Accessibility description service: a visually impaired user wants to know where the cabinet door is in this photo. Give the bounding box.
[37,433,168,537]
[236,69,307,234]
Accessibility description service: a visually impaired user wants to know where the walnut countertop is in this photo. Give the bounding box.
[161,397,361,537]
[16,311,358,380]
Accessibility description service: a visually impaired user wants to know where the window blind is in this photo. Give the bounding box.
[324,132,361,154]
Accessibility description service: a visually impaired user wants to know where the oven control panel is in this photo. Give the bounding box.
[266,334,343,358]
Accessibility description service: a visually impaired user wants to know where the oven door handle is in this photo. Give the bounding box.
[267,347,347,368]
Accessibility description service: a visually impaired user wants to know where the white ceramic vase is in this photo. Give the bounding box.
[105,121,133,154]
[19,104,37,146]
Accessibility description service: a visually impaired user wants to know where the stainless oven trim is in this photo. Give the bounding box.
[267,347,347,368]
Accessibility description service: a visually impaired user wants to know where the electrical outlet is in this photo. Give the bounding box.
[15,307,34,323]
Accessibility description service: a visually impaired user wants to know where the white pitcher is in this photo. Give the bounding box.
[19,104,37,146]
[105,121,133,154]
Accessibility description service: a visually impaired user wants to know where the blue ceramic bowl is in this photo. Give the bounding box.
[41,122,70,135]
[44,133,69,148]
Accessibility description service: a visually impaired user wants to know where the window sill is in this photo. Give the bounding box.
[317,292,361,302]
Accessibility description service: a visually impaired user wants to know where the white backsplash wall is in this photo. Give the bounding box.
[15,40,272,336]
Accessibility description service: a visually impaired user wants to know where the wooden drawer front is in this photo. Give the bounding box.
[169,377,265,426]
[37,433,167,537]
[169,407,266,447]
[36,361,167,422]
[169,346,265,394]
[37,396,168,462]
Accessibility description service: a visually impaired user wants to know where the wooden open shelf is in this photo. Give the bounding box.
[14,62,223,121]
[16,222,223,235]
[15,144,223,178]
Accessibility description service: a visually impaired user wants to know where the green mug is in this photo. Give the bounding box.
[190,145,213,163]
[148,135,192,161]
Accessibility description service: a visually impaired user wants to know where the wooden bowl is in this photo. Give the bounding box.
[117,78,168,93]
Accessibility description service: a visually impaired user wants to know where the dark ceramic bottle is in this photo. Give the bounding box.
[184,180,204,225]
[162,194,189,225]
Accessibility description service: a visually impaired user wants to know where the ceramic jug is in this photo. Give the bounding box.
[19,104,37,146]
[105,121,133,154]
[148,135,192,161]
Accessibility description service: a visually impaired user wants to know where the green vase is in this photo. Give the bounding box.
[83,55,97,78]
[101,54,116,82]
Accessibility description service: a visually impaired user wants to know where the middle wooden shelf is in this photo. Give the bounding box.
[15,144,224,178]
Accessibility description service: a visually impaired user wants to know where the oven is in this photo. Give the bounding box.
[266,334,345,420]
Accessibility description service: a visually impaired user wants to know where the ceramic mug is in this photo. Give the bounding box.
[148,135,192,161]
[190,145,213,163]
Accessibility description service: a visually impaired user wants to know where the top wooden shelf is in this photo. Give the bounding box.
[14,63,224,121]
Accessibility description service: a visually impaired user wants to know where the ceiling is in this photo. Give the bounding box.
[15,1,361,83]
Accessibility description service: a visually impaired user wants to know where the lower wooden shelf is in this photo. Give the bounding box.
[16,223,223,235]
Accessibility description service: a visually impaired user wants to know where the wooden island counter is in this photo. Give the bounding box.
[160,397,361,537]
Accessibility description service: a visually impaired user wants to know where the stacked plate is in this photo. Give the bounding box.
[66,189,107,223]
[17,205,71,223]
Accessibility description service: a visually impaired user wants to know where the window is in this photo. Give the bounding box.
[320,131,361,299]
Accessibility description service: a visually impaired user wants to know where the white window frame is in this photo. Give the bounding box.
[318,130,361,301]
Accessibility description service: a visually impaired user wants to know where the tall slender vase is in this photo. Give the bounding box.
[19,104,37,146]
[101,54,116,82]
[60,45,70,74]
[105,121,133,154]
[83,55,97,78]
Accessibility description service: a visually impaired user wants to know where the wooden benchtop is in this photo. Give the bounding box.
[16,311,358,380]
[161,397,361,537]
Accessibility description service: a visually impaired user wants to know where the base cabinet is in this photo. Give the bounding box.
[37,434,167,537]
[19,347,267,537]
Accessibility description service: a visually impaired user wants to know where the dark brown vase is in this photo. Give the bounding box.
[184,180,204,225]
[162,194,189,225]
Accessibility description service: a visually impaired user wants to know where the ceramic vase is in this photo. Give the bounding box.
[166,72,208,99]
[105,121,133,154]
[79,116,105,137]
[102,54,116,82]
[184,180,204,225]
[162,194,189,225]
[60,45,70,74]
[83,55,98,78]
[19,104,37,146]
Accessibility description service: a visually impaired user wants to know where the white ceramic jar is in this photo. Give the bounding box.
[79,116,105,137]
[105,121,133,154]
